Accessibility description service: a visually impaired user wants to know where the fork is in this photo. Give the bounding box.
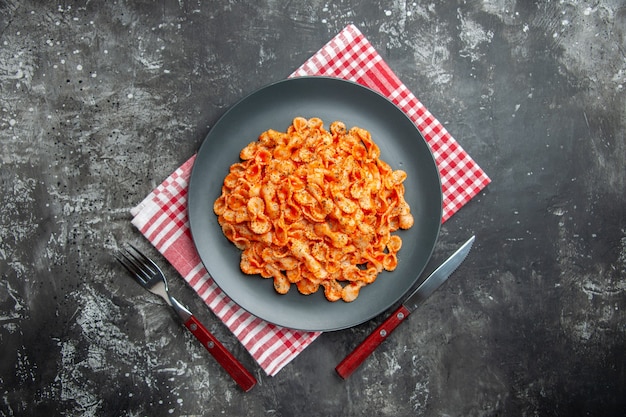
[116,245,257,392]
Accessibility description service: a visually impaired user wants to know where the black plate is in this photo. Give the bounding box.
[188,77,442,331]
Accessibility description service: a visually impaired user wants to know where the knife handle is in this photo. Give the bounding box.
[335,305,410,379]
[184,315,257,392]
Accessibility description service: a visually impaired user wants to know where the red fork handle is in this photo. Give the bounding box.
[335,305,410,379]
[184,315,257,392]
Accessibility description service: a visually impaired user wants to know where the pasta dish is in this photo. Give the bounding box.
[214,117,413,302]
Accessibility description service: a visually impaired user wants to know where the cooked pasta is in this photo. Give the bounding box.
[214,117,414,302]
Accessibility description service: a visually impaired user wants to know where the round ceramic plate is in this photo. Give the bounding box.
[188,77,442,331]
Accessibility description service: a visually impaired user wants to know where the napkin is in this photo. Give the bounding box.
[130,24,490,376]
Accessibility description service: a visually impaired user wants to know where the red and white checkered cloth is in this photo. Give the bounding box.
[130,24,490,376]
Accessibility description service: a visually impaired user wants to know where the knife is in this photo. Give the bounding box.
[335,235,475,379]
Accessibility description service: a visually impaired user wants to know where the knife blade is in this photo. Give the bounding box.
[335,235,475,379]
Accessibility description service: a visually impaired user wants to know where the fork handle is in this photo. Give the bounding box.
[184,315,257,392]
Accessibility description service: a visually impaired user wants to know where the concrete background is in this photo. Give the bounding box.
[1,0,624,416]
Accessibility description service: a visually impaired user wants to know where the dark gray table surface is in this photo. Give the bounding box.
[1,1,624,416]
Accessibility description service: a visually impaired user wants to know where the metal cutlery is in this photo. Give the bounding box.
[336,236,475,379]
[116,245,257,392]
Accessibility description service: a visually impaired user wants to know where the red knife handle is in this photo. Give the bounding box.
[335,305,410,379]
[184,315,257,392]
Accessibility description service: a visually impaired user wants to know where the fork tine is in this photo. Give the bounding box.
[117,249,151,284]
[124,248,151,275]
[122,249,156,282]
[115,253,134,276]
[128,244,161,275]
